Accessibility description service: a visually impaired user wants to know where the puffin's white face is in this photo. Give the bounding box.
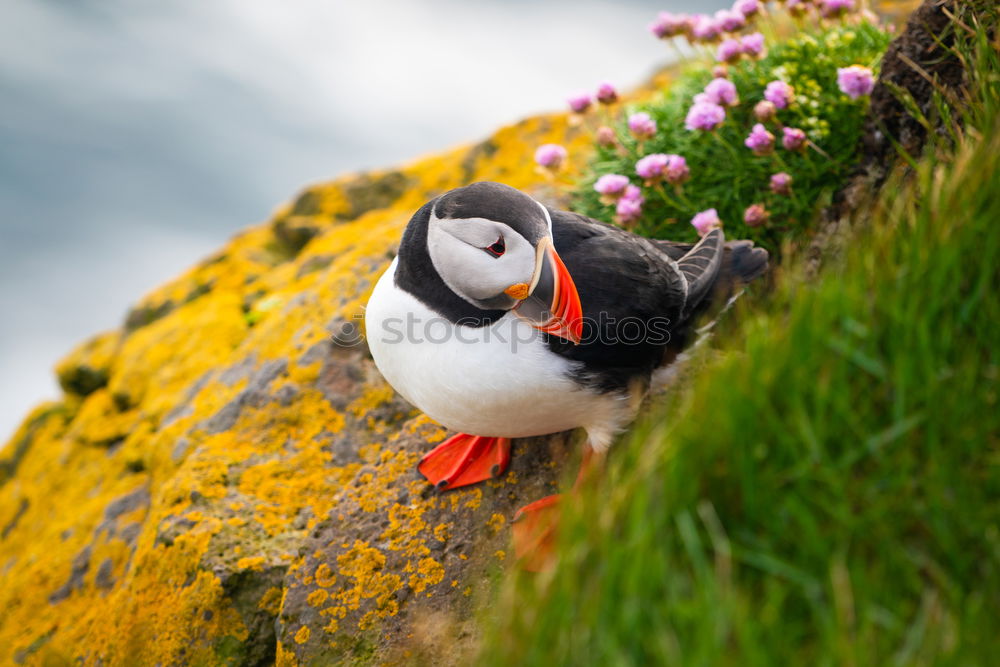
[414,182,582,344]
[426,210,541,311]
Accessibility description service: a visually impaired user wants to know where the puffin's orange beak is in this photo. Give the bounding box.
[513,238,583,344]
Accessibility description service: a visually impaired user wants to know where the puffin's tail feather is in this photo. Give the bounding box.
[724,240,769,284]
[652,235,769,327]
[676,228,726,317]
[653,237,769,294]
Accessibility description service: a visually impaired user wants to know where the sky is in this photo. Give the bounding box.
[0,0,727,443]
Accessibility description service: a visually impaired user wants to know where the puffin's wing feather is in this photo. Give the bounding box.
[545,210,688,390]
[648,239,694,261]
[548,210,686,324]
[676,228,725,316]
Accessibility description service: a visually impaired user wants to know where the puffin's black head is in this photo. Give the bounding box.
[403,181,582,343]
[433,182,550,247]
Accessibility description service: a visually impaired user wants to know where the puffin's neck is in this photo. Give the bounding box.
[394,201,506,327]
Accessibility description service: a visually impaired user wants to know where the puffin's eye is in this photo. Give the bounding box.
[484,236,505,258]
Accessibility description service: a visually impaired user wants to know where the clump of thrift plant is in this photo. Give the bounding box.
[561,0,889,251]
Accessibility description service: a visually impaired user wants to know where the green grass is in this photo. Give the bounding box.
[480,5,1000,664]
[574,20,890,252]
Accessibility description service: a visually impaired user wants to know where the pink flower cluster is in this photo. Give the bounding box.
[716,32,766,63]
[743,204,770,227]
[596,82,618,105]
[594,174,630,199]
[650,0,857,51]
[837,65,875,99]
[616,186,645,225]
[764,80,795,109]
[685,76,740,132]
[649,0,767,47]
[635,153,689,185]
[754,100,777,122]
[594,175,646,224]
[628,112,657,140]
[649,11,691,39]
[782,127,807,151]
[770,172,793,195]
[567,82,619,113]
[587,0,871,235]
[685,101,726,132]
[596,126,617,148]
[691,209,722,237]
[821,0,855,19]
[534,144,567,169]
[700,78,739,107]
[567,91,592,114]
[744,123,775,155]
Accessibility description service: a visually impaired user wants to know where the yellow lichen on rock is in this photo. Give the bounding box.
[0,104,588,664]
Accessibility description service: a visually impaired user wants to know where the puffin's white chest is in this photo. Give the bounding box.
[364,260,612,438]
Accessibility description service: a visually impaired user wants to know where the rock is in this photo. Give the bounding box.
[55,331,120,397]
[865,0,966,170]
[0,108,587,664]
[814,0,967,277]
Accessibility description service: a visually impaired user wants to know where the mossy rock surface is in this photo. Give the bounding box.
[0,109,589,665]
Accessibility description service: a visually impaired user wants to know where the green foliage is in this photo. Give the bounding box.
[575,22,890,251]
[482,5,1000,664]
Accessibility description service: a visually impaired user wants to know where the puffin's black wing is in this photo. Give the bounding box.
[546,210,709,392]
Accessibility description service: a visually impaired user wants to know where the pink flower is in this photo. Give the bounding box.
[837,65,875,99]
[567,91,592,113]
[596,126,618,148]
[740,32,766,58]
[685,101,727,131]
[628,112,657,140]
[787,0,809,17]
[622,185,643,202]
[754,100,777,122]
[717,38,743,63]
[594,174,630,197]
[616,186,645,224]
[743,204,770,227]
[764,80,795,109]
[635,154,670,182]
[691,14,722,42]
[703,78,739,107]
[770,172,793,195]
[650,12,690,38]
[534,144,567,169]
[636,153,689,185]
[596,82,618,105]
[715,9,746,32]
[664,154,690,185]
[734,0,761,18]
[691,209,722,237]
[782,127,807,151]
[712,65,729,79]
[821,0,854,18]
[744,123,775,155]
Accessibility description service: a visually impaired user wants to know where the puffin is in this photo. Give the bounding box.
[365,181,767,562]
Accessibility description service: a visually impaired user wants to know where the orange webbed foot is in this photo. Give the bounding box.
[418,433,511,490]
[512,494,561,572]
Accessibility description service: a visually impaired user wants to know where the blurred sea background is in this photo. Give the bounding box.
[0,0,727,442]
